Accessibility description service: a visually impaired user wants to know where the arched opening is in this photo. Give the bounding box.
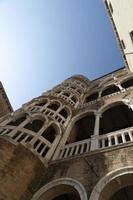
[59,108,69,119]
[31,178,87,200]
[41,125,57,143]
[85,92,98,103]
[121,77,133,89]
[100,104,133,135]
[71,96,77,103]
[63,92,70,97]
[77,89,82,94]
[48,102,60,111]
[68,113,95,143]
[24,119,44,132]
[36,99,47,107]
[7,116,26,126]
[52,193,80,200]
[89,167,133,200]
[101,85,120,97]
[110,185,133,200]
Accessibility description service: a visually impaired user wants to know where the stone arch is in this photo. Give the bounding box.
[30,113,48,123]
[99,77,113,87]
[121,76,133,89]
[41,122,62,143]
[84,91,99,103]
[31,178,88,200]
[59,106,71,119]
[24,119,44,133]
[35,98,48,107]
[47,100,61,111]
[7,112,27,126]
[71,95,78,104]
[89,166,133,200]
[99,100,124,114]
[101,84,120,97]
[66,110,96,143]
[99,101,133,135]
[62,91,71,97]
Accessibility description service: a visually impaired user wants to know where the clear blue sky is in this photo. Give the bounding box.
[0,0,124,110]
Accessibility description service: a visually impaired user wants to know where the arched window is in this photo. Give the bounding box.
[101,85,120,97]
[7,116,26,126]
[121,77,133,89]
[41,125,57,143]
[36,99,47,107]
[77,89,82,94]
[59,108,69,119]
[47,102,60,111]
[24,119,44,132]
[62,92,70,97]
[71,96,78,103]
[100,104,133,135]
[68,113,95,143]
[85,92,98,103]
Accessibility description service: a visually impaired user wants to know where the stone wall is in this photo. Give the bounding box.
[35,144,133,199]
[0,138,46,200]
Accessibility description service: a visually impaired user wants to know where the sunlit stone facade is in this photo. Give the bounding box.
[104,0,133,72]
[0,1,133,200]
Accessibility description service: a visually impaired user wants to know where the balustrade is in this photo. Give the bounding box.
[56,126,133,160]
[0,125,51,160]
[58,139,91,159]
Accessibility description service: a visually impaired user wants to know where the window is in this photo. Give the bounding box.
[130,31,133,43]
[109,2,113,14]
[59,108,68,119]
[47,102,60,111]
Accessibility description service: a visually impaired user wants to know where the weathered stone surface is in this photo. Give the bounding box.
[37,145,133,198]
[0,138,46,200]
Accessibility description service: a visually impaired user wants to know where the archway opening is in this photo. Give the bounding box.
[101,85,120,97]
[97,172,133,200]
[52,193,80,200]
[24,119,44,132]
[85,92,98,103]
[48,102,60,111]
[100,104,133,135]
[68,113,95,143]
[36,99,47,107]
[110,185,133,200]
[121,78,133,89]
[59,108,69,119]
[41,125,57,143]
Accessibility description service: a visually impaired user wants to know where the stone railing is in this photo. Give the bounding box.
[57,138,91,159]
[56,126,133,160]
[79,85,133,109]
[0,125,51,162]
[98,126,133,148]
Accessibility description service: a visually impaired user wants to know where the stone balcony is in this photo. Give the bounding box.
[54,126,133,160]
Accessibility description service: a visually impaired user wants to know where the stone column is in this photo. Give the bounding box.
[90,112,101,151]
[122,98,133,111]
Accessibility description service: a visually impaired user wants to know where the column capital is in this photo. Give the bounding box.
[95,111,102,118]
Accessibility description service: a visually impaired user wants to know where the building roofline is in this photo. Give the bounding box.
[91,66,125,82]
[0,81,13,112]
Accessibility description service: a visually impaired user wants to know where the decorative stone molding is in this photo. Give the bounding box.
[31,177,88,200]
[89,166,133,200]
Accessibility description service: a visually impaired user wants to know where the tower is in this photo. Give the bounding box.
[0,1,133,200]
